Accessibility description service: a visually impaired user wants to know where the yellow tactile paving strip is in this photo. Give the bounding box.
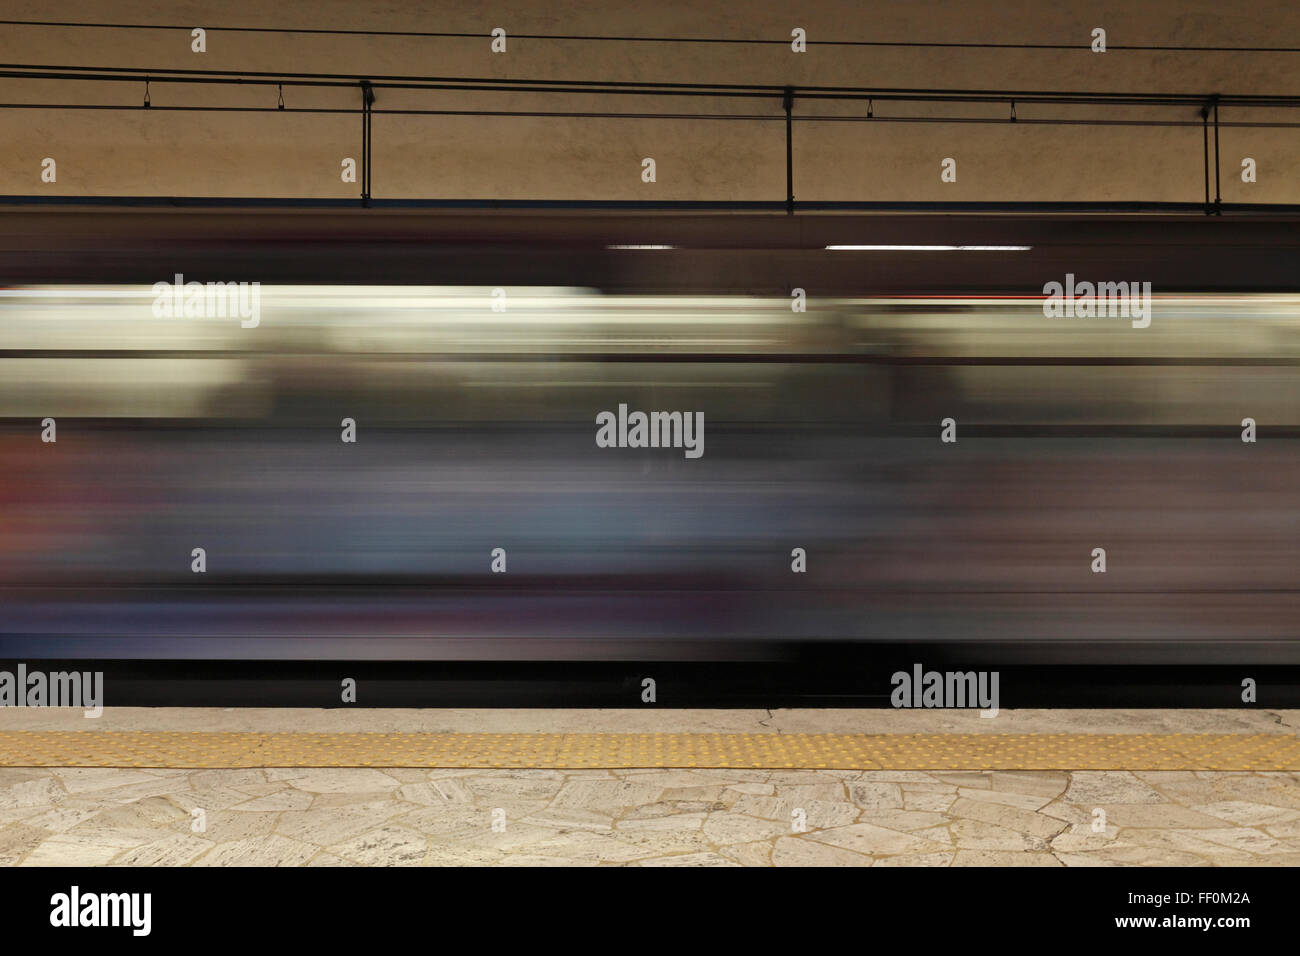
[0,732,1298,769]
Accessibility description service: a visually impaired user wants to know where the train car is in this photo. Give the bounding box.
[0,212,1297,695]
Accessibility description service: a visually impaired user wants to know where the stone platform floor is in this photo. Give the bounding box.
[2,766,1299,866]
[0,709,1296,866]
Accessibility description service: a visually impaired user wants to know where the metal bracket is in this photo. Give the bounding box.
[360,81,375,207]
[1201,96,1222,215]
[783,86,794,215]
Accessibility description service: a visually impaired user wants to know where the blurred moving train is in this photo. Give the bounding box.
[0,212,1296,662]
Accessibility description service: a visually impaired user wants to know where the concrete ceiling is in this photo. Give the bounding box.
[0,1,1298,204]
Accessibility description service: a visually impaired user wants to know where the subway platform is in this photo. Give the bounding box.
[1,708,1296,867]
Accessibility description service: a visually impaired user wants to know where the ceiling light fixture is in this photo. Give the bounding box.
[825,244,1032,251]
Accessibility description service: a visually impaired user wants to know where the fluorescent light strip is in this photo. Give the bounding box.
[605,244,678,250]
[825,244,1032,251]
